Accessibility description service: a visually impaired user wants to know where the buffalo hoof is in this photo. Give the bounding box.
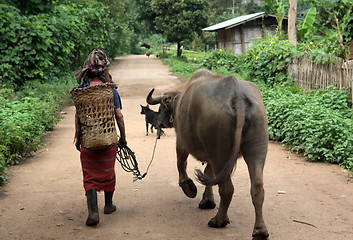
[180,179,197,198]
[208,217,230,228]
[198,199,216,209]
[252,226,270,240]
[252,233,269,240]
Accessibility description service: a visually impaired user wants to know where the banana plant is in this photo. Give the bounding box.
[297,7,317,40]
[339,7,352,42]
[263,0,287,34]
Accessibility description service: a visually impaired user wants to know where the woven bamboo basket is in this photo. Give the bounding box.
[71,83,118,149]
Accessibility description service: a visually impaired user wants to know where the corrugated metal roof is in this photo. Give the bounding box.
[203,12,266,31]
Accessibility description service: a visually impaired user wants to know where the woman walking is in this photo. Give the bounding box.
[72,49,127,226]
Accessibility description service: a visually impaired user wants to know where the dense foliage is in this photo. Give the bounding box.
[0,76,75,184]
[0,1,130,88]
[300,0,353,59]
[243,36,297,86]
[201,35,298,86]
[264,86,353,171]
[201,49,243,74]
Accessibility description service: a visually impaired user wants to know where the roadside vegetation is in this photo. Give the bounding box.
[157,42,353,174]
[1,0,352,184]
[0,0,132,184]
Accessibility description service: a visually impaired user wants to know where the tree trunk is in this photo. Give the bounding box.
[288,0,297,47]
[177,42,182,57]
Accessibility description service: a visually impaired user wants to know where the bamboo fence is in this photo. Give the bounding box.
[288,54,353,106]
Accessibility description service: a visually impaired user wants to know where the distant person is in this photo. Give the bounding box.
[72,49,127,226]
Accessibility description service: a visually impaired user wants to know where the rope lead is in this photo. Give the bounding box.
[116,137,158,182]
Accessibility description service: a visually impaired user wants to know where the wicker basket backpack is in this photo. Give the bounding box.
[71,83,118,149]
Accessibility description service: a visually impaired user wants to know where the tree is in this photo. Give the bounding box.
[288,0,297,46]
[3,0,55,15]
[151,0,208,56]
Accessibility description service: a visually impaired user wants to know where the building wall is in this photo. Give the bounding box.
[217,25,272,54]
[216,17,286,55]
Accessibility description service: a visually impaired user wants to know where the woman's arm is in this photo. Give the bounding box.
[114,108,127,146]
[74,113,81,151]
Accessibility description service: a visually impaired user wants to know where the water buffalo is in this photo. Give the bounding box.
[147,69,269,239]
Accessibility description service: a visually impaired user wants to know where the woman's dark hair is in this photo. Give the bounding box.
[83,69,105,83]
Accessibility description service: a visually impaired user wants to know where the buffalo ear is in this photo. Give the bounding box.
[163,95,172,104]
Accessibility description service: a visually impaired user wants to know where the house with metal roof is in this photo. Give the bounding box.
[203,12,288,54]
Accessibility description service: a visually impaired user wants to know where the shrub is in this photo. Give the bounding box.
[243,35,297,86]
[0,151,7,185]
[0,96,53,165]
[0,76,76,185]
[201,49,244,74]
[0,2,129,88]
[263,85,353,171]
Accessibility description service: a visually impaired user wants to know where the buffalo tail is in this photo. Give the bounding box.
[194,97,245,186]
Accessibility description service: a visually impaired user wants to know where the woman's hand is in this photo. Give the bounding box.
[118,137,127,147]
[75,138,81,152]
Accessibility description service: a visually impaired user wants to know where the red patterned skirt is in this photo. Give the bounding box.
[80,145,117,192]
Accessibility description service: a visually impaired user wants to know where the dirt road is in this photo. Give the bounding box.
[0,55,352,240]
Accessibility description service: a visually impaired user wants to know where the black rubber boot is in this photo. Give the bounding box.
[104,191,117,214]
[86,188,99,226]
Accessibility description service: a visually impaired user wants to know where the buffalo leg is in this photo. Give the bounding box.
[199,164,216,209]
[176,144,197,198]
[243,150,269,239]
[208,177,233,228]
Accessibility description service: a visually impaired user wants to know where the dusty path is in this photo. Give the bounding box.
[0,55,352,240]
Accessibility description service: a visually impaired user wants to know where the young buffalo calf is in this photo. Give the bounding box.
[140,104,164,139]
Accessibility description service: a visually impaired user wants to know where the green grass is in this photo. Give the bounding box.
[161,56,202,80]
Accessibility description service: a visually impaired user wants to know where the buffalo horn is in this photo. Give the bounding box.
[146,88,162,105]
